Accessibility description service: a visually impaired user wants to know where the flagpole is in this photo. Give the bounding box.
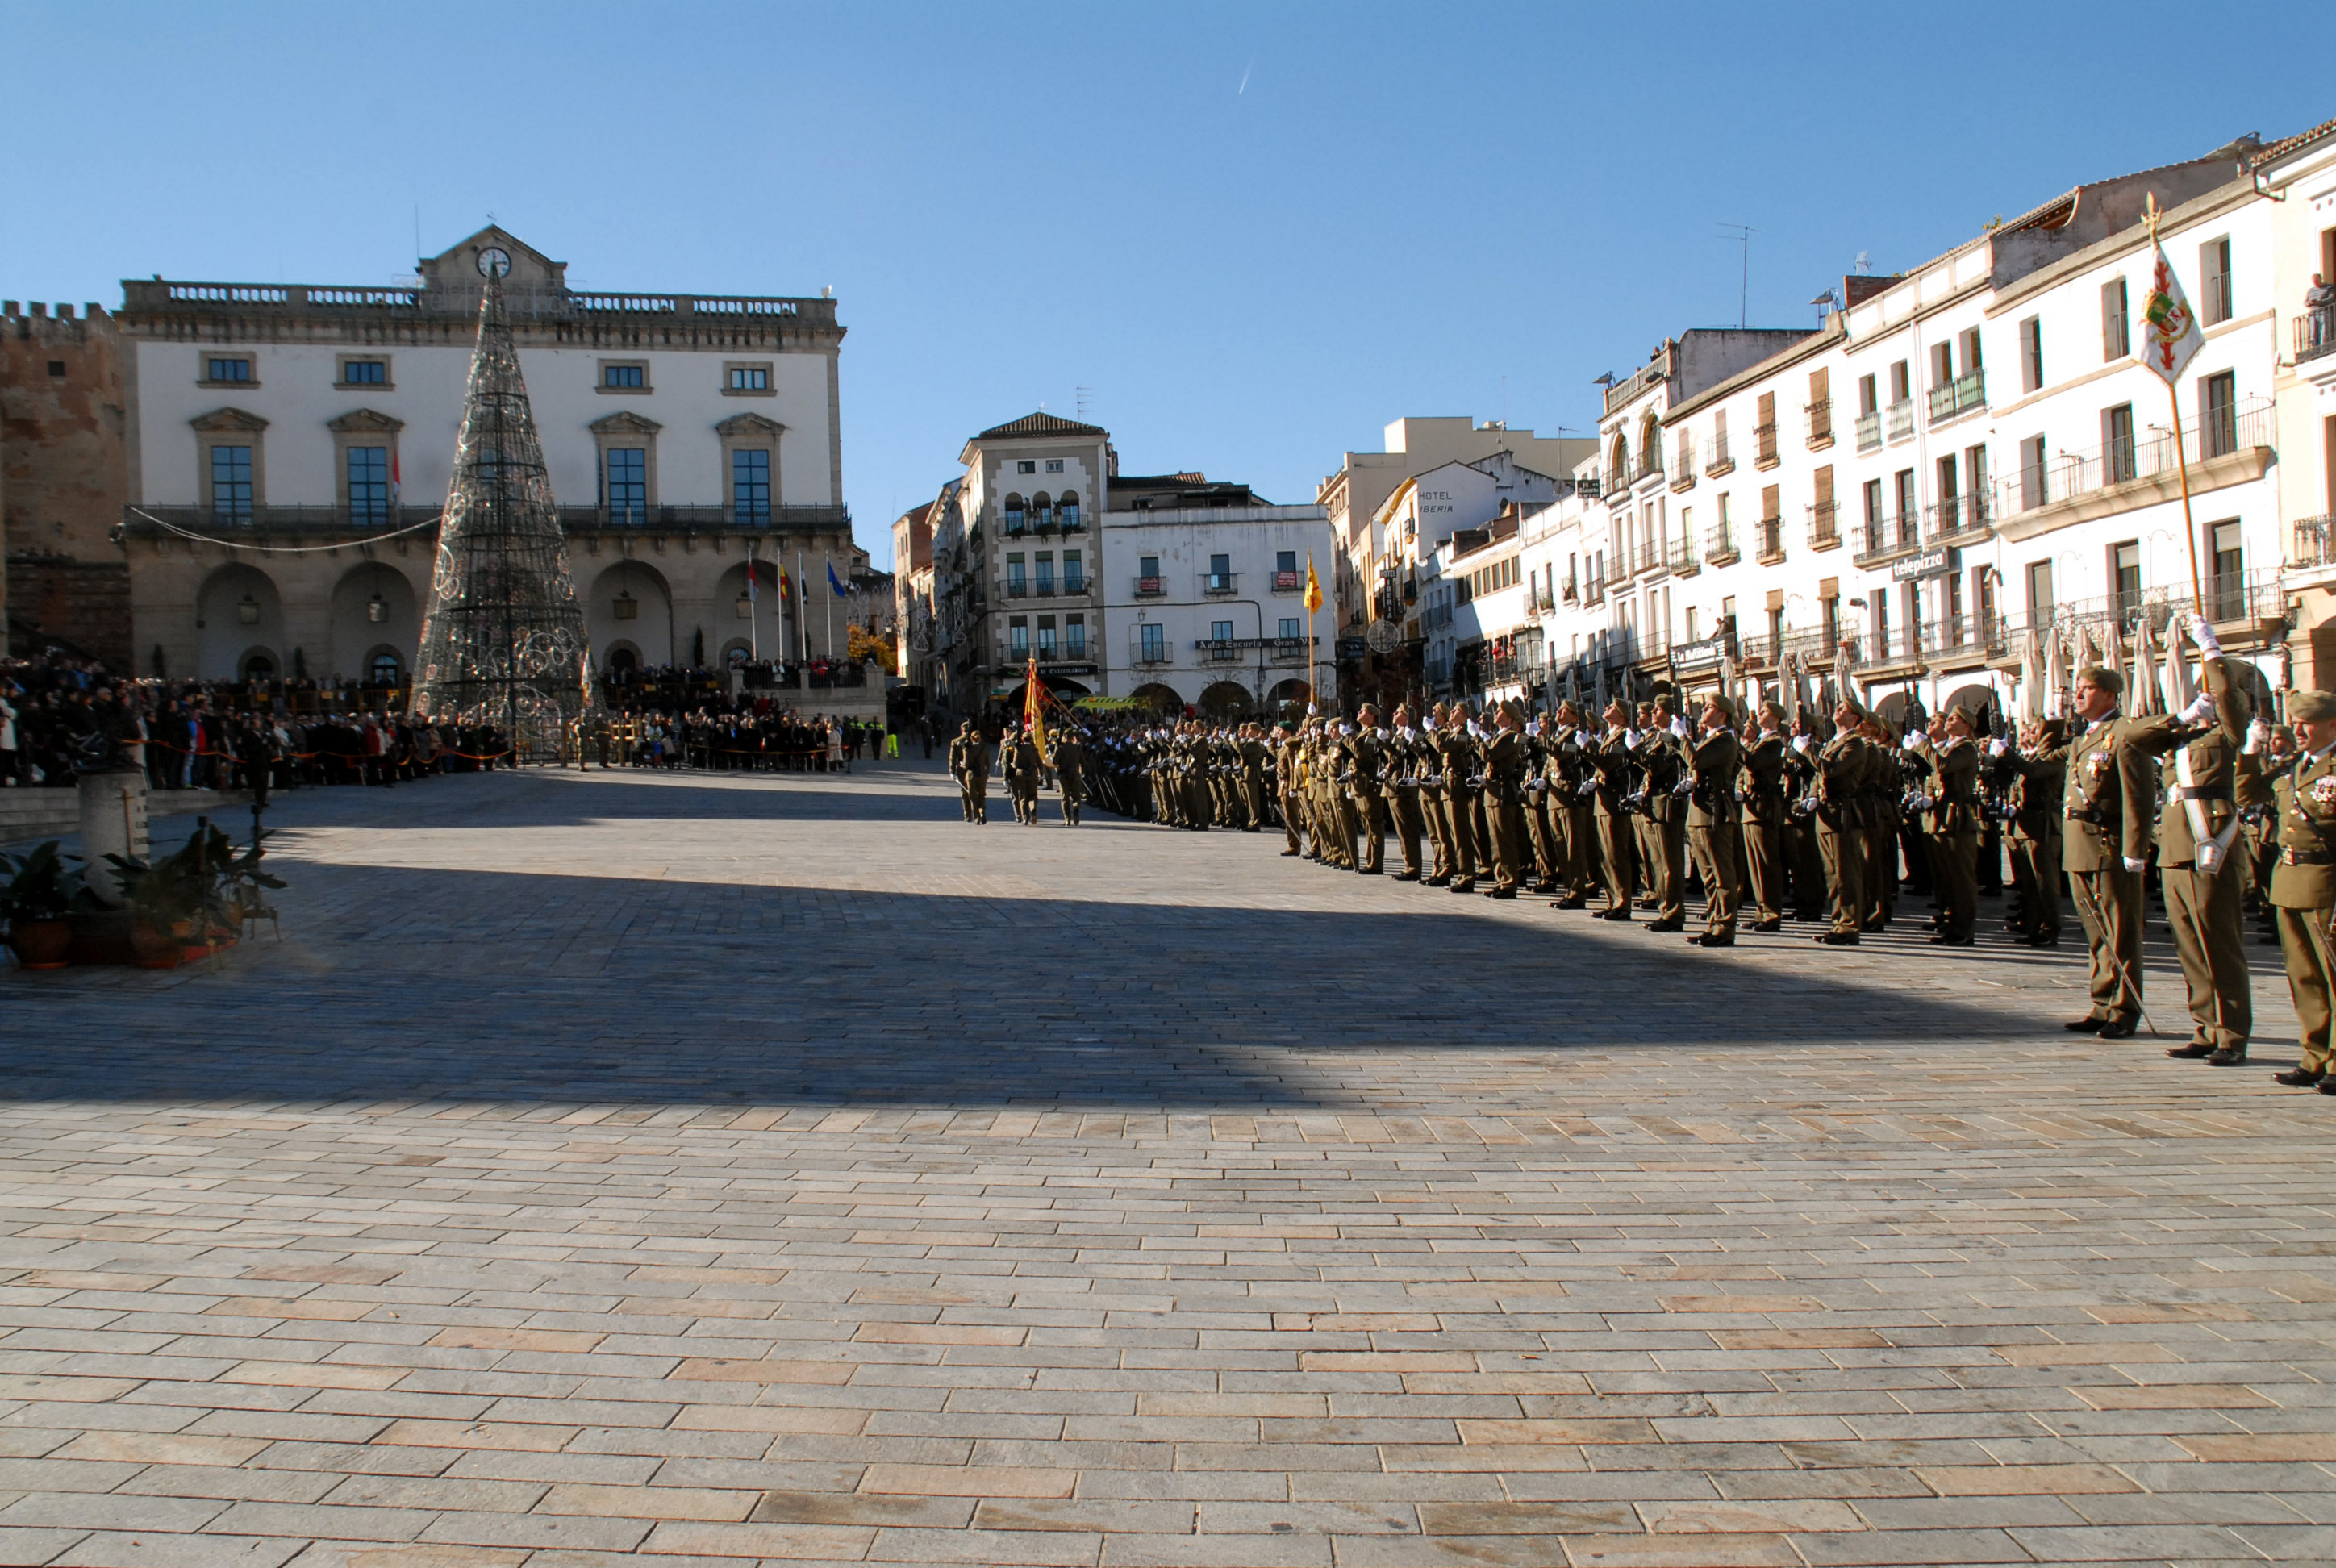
[745,540,758,662]
[2142,196,2209,620]
[824,555,835,661]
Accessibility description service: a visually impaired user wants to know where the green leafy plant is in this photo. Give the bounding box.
[0,841,90,923]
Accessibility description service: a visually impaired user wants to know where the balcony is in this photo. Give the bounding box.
[1131,644,1173,667]
[1851,517,1923,568]
[1854,409,1882,452]
[1754,423,1779,469]
[1806,500,1842,552]
[1671,446,1697,493]
[2296,309,2336,365]
[1005,580,1030,599]
[1927,369,1986,427]
[1704,526,1739,568]
[1634,452,1666,486]
[1704,436,1734,477]
[1805,398,1834,450]
[1059,511,1085,532]
[1133,576,1166,598]
[1271,569,1302,593]
[1062,576,1086,596]
[1002,511,1026,536]
[1270,638,1309,665]
[1030,581,1057,598]
[1755,516,1785,565]
[1202,572,1238,596]
[1199,641,1244,665]
[1671,535,1701,577]
[1925,492,1992,544]
[2294,515,2336,570]
[2001,398,2271,540]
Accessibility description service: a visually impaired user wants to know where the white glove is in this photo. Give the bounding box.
[2243,719,2269,757]
[1902,732,1928,752]
[1791,735,1810,753]
[1987,736,2009,757]
[2122,856,2148,874]
[1624,728,1641,749]
[2178,693,2214,726]
[2191,613,2224,658]
[1669,716,1691,739]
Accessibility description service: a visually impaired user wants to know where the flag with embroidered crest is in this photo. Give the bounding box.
[2134,236,2204,385]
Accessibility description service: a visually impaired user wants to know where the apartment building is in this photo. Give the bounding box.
[2257,117,2336,686]
[1507,132,2292,724]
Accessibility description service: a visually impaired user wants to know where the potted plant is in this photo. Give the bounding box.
[2,841,86,970]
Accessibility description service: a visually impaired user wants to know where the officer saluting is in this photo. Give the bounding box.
[2061,666,2156,1040]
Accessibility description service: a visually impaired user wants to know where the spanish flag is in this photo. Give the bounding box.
[1024,651,1049,762]
[1304,553,1322,615]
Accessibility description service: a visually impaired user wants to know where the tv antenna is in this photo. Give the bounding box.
[1075,386,1095,421]
[1718,223,1755,327]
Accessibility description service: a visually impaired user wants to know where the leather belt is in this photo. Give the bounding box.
[2281,847,2334,865]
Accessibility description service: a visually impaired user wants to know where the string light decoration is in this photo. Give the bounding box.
[411,252,594,753]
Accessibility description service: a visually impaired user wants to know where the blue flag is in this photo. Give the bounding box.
[828,562,847,597]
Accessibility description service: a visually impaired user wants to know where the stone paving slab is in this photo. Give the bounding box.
[1,761,2331,1567]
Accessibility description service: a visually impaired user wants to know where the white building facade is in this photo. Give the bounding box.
[116,227,856,686]
[1103,503,1333,717]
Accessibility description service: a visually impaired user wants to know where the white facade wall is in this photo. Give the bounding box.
[133,340,835,511]
[1100,506,1333,713]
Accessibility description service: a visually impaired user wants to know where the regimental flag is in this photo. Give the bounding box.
[1303,554,1322,615]
[2136,236,2205,385]
[828,561,848,598]
[1024,652,1049,762]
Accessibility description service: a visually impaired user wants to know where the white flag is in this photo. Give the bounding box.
[2134,240,2204,386]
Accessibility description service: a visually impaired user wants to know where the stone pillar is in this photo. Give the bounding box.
[77,769,148,903]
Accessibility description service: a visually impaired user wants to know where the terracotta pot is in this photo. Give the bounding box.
[129,922,181,970]
[6,918,73,970]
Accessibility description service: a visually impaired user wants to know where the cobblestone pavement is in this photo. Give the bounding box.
[3,761,2334,1568]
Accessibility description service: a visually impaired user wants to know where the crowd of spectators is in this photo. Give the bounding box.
[2,653,510,799]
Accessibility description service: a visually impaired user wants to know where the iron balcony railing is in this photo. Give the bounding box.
[1754,422,1779,466]
[1805,398,1833,447]
[2016,398,2272,514]
[1133,577,1166,597]
[1927,369,1987,426]
[2294,514,2336,569]
[1704,523,1737,563]
[2295,308,2336,364]
[1202,572,1238,595]
[1807,501,1841,550]
[1634,452,1665,485]
[1271,570,1302,592]
[1854,409,1882,452]
[1925,492,1992,544]
[1885,399,1916,442]
[1703,435,1733,474]
[1755,515,1785,561]
[1852,515,1923,566]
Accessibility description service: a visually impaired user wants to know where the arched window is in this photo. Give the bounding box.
[1058,490,1081,531]
[1003,493,1026,533]
[1608,436,1629,487]
[1031,491,1053,528]
[368,652,403,687]
[1639,414,1661,476]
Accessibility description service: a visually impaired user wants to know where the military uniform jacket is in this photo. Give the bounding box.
[1383,731,1424,799]
[2130,707,2242,868]
[1439,729,1482,799]
[1484,730,1527,803]
[1738,733,1790,827]
[1591,731,1633,816]
[2271,747,2336,909]
[1053,736,1087,786]
[1637,731,1686,825]
[1812,733,1867,830]
[1348,730,1385,799]
[1007,739,1041,782]
[946,736,970,778]
[2061,714,2158,872]
[1924,738,1983,836]
[1686,729,1742,828]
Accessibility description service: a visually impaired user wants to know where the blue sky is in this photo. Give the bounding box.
[9,2,2332,569]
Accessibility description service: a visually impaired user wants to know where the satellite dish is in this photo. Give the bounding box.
[1366,619,1402,653]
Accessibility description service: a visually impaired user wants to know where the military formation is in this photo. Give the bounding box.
[942,613,2336,1096]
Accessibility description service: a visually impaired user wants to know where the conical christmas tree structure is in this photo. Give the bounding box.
[411,271,593,754]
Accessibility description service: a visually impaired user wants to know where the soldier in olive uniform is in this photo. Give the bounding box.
[1683,693,1743,945]
[1386,705,1429,881]
[1006,724,1043,824]
[2061,666,2158,1040]
[1739,700,1792,932]
[1420,703,1454,884]
[949,719,988,824]
[1911,703,1985,945]
[1633,699,1689,932]
[2134,635,2252,1062]
[1238,724,1271,830]
[1808,698,1870,945]
[1482,703,1529,898]
[1999,719,2068,946]
[1349,707,1388,874]
[1590,701,1637,919]
[2268,689,2336,1091]
[1053,728,1088,826]
[1437,707,1482,893]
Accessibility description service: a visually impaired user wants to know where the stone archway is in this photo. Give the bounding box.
[1198,681,1254,720]
[196,563,283,681]
[1129,682,1185,715]
[587,560,675,668]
